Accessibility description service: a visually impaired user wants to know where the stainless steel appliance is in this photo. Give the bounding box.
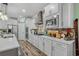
[46,15,59,28]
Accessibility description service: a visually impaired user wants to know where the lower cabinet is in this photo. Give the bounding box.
[43,38,52,56]
[35,36,39,48]
[29,35,33,44]
[31,35,35,46]
[52,40,75,56]
[38,36,44,52]
[52,41,68,56]
[33,35,36,46]
[29,35,75,56]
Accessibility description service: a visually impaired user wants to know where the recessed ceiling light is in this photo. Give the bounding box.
[0,12,2,16]
[53,15,57,18]
[19,15,22,17]
[50,6,55,9]
[22,9,26,13]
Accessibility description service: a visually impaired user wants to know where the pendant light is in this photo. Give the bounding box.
[0,3,8,20]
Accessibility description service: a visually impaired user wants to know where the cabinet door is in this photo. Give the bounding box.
[67,43,75,56]
[62,3,74,28]
[44,3,58,18]
[32,35,36,46]
[43,38,52,56]
[18,23,25,40]
[38,36,44,52]
[28,34,32,43]
[34,36,39,48]
[52,41,67,56]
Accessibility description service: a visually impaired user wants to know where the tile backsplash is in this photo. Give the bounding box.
[47,28,75,39]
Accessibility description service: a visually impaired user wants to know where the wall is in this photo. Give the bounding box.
[74,3,79,43]
[0,20,7,29]
[74,3,79,28]
[0,18,18,37]
[74,3,79,30]
[6,18,17,25]
[0,18,17,29]
[74,4,79,20]
[74,4,79,29]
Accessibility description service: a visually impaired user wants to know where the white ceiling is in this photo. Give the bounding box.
[7,3,48,18]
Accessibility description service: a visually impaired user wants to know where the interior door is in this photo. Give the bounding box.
[18,23,25,40]
[26,27,29,39]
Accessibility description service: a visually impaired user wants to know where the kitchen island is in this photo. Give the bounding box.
[0,34,20,56]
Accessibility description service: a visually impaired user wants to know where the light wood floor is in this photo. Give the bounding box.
[19,40,47,56]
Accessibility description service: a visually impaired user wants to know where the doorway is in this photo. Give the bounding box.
[26,27,29,39]
[74,18,78,55]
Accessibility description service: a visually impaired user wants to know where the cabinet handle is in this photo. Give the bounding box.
[43,41,45,46]
[43,39,45,51]
[51,42,53,50]
[51,45,54,55]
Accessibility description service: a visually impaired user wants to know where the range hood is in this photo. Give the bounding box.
[35,11,43,25]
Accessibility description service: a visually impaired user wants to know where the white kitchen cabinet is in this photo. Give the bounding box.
[34,35,39,48]
[62,3,74,28]
[52,40,75,56]
[38,36,44,52]
[29,35,75,56]
[43,38,52,56]
[43,3,63,29]
[32,35,36,46]
[43,3,74,28]
[29,35,38,48]
[52,41,67,56]
[28,34,32,43]
[30,35,35,45]
[43,3,59,18]
[67,43,75,56]
[32,35,35,45]
[18,23,26,40]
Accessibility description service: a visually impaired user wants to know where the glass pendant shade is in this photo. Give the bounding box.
[0,3,8,20]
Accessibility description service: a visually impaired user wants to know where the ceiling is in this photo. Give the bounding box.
[6,3,48,18]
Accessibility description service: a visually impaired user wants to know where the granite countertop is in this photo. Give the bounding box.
[32,34,75,45]
[0,34,20,52]
[42,35,75,45]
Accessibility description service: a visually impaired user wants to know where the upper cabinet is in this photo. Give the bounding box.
[43,3,62,29]
[43,3,74,28]
[18,16,25,23]
[43,3,59,18]
[62,3,74,28]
